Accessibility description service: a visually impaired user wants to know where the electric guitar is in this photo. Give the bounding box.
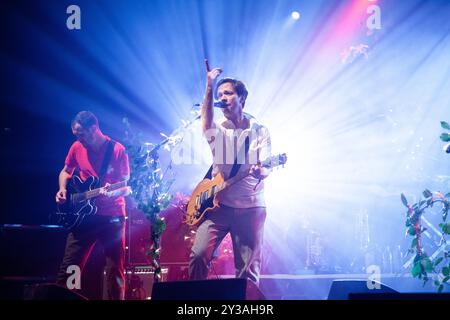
[185,153,287,226]
[55,175,127,230]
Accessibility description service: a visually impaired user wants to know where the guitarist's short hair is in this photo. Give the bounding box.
[71,111,99,129]
[215,78,248,108]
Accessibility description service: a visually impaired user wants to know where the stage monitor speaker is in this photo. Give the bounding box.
[152,279,265,300]
[327,279,397,300]
[23,283,88,300]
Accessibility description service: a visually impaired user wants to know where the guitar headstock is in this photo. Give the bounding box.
[278,153,287,167]
[261,153,287,168]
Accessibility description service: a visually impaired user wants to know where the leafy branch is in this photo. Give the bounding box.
[122,118,174,282]
[401,121,450,292]
[121,111,199,282]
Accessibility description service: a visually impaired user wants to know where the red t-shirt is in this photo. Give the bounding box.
[65,136,130,217]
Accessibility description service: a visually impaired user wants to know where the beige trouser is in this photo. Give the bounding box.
[188,204,266,285]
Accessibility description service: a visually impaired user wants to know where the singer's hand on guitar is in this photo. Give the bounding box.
[249,165,261,179]
[56,189,67,204]
[249,164,269,180]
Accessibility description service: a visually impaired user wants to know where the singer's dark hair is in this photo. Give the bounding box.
[215,78,248,108]
[71,111,99,129]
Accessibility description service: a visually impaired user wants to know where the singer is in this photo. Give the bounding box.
[188,59,272,286]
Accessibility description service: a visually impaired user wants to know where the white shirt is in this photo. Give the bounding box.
[205,113,271,208]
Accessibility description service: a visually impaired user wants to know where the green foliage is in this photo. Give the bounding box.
[440,133,450,142]
[122,118,176,281]
[401,193,408,207]
[423,189,433,198]
[402,122,450,291]
[434,257,444,267]
[441,121,450,142]
[411,237,418,249]
[403,191,450,289]
[441,121,450,131]
[440,222,450,235]
[443,267,450,277]
[412,260,422,278]
[423,257,433,273]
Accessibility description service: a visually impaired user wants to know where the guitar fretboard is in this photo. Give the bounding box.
[73,180,127,203]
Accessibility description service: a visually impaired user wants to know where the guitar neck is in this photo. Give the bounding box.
[84,180,127,200]
[220,154,286,190]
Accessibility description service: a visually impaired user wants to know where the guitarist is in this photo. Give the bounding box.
[55,111,131,299]
[188,61,272,286]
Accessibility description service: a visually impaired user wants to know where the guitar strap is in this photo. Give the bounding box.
[98,140,116,186]
[228,136,250,179]
[204,135,250,180]
[203,165,213,180]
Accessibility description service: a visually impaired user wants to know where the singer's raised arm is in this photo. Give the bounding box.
[201,60,222,132]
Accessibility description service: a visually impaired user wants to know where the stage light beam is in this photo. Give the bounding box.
[291,11,300,21]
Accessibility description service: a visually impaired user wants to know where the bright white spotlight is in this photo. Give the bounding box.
[291,11,300,20]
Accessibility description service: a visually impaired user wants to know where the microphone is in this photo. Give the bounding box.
[193,101,227,108]
[213,101,227,108]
